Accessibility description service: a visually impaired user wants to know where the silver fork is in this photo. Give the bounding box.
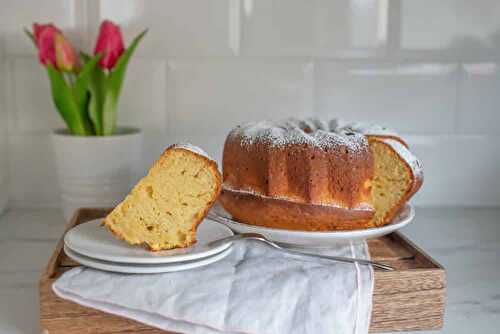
[207,233,394,271]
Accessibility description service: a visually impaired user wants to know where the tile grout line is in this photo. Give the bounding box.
[387,0,402,58]
[454,63,462,134]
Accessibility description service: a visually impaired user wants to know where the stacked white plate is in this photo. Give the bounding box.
[63,218,234,274]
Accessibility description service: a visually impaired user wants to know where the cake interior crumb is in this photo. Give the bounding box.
[106,149,218,251]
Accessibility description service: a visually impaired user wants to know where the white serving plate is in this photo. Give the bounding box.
[64,245,232,274]
[64,218,233,264]
[209,204,415,247]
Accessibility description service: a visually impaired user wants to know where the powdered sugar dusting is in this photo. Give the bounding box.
[228,117,369,153]
[172,143,215,162]
[383,139,424,180]
[227,117,421,176]
[340,121,400,138]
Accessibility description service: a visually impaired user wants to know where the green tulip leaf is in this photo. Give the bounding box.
[47,64,92,135]
[82,52,106,136]
[101,29,148,135]
[88,69,106,136]
[74,53,102,135]
[39,29,147,136]
[74,53,100,104]
[80,52,91,62]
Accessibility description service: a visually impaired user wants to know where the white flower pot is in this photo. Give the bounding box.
[51,127,143,221]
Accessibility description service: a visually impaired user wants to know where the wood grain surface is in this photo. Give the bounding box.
[40,208,446,333]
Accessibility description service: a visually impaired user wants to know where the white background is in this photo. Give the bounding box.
[1,0,500,209]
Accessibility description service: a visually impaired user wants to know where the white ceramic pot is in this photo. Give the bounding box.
[52,127,143,221]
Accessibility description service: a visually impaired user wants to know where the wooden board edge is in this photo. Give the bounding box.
[389,232,444,270]
[370,315,444,332]
[373,268,446,295]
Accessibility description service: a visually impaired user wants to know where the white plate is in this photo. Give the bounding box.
[64,245,232,274]
[64,218,234,264]
[209,204,415,247]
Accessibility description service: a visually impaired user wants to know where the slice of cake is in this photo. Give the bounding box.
[103,143,222,251]
[368,138,423,226]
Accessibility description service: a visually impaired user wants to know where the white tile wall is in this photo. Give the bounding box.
[117,57,169,173]
[0,37,7,213]
[401,0,456,51]
[0,0,85,55]
[166,60,313,135]
[117,58,167,131]
[9,57,65,133]
[241,0,387,56]
[92,0,239,56]
[7,134,59,207]
[1,0,500,208]
[457,63,500,134]
[401,0,500,55]
[241,0,317,56]
[315,62,458,133]
[407,135,500,207]
[165,59,313,161]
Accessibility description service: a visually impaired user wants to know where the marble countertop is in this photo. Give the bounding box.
[0,207,499,334]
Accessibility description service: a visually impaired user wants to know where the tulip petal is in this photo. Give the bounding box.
[55,33,80,72]
[94,20,125,70]
[33,24,60,67]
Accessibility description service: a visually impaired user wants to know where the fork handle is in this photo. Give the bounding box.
[281,248,394,271]
[208,233,394,271]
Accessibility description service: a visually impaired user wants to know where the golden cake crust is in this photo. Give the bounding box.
[104,144,222,251]
[219,188,374,231]
[221,118,374,230]
[220,118,422,231]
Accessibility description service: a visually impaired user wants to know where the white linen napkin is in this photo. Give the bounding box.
[53,241,374,334]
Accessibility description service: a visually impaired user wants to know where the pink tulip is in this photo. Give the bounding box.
[33,23,60,67]
[33,23,59,41]
[94,20,125,70]
[55,32,79,72]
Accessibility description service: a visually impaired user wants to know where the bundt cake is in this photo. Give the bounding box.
[219,118,422,231]
[104,143,222,251]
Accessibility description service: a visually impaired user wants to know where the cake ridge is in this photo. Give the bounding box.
[221,117,423,231]
[229,117,369,152]
[221,184,374,211]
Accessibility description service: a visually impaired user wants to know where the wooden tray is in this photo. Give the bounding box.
[40,208,446,333]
